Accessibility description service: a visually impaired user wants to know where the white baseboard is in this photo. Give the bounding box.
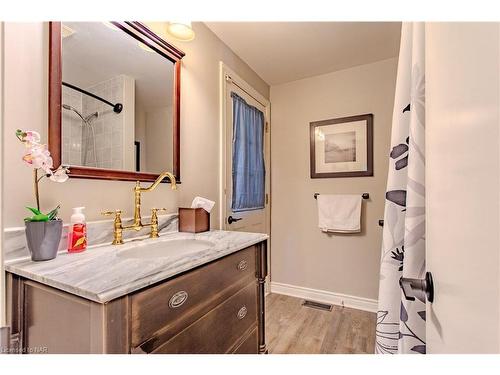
[270,282,378,313]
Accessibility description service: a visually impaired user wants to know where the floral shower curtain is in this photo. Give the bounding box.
[376,23,426,354]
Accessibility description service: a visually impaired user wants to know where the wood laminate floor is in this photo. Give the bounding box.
[265,293,376,354]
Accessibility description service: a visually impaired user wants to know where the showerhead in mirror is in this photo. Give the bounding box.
[62,104,98,123]
[62,103,99,167]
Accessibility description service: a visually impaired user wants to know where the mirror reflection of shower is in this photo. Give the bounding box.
[61,81,124,169]
[62,104,99,167]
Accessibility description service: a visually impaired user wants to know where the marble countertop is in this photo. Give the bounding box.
[5,230,268,303]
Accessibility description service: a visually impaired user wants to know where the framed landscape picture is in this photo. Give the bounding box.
[310,114,373,178]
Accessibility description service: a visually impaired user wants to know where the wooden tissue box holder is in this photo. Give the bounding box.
[178,208,210,233]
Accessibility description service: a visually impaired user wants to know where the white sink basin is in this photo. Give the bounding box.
[117,239,215,260]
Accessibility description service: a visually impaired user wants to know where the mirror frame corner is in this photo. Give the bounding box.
[48,21,184,184]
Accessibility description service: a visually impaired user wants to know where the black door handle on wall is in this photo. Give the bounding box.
[399,272,434,303]
[227,216,242,225]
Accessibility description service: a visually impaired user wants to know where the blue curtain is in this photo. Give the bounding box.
[231,92,265,212]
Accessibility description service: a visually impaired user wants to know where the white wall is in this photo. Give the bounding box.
[270,58,398,302]
[2,22,269,228]
[426,22,500,354]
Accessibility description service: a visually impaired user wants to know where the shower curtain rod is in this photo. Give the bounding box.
[62,81,123,114]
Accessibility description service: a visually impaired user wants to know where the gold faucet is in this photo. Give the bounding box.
[102,171,177,244]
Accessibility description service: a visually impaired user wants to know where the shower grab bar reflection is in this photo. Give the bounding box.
[62,81,123,113]
[313,192,369,200]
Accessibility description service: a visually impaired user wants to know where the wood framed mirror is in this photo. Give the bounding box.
[48,22,184,183]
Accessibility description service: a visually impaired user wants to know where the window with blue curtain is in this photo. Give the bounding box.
[231,92,266,212]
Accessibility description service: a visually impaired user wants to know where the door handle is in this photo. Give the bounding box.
[227,215,242,224]
[399,272,434,303]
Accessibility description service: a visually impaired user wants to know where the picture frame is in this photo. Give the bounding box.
[310,113,373,178]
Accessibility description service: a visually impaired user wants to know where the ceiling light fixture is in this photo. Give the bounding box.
[166,21,195,41]
[61,24,75,39]
[138,21,195,52]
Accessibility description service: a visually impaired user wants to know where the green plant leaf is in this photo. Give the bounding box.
[26,206,42,216]
[16,129,27,141]
[28,214,50,222]
[47,205,61,221]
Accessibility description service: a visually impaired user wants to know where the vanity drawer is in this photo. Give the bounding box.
[152,282,257,354]
[232,327,258,354]
[130,245,256,348]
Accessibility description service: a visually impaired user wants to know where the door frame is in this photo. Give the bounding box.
[219,62,271,290]
[218,61,271,232]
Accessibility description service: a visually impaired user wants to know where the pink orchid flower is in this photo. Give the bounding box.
[16,129,69,179]
[16,129,69,212]
[22,144,53,175]
[24,130,41,144]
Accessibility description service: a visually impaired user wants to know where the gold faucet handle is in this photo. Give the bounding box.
[151,208,168,215]
[150,208,167,239]
[101,210,125,245]
[150,208,168,222]
[101,210,124,217]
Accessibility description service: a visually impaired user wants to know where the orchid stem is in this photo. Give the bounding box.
[33,168,40,211]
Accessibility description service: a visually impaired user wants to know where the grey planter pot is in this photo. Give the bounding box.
[25,220,63,261]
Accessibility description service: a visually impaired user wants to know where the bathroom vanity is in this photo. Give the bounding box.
[3,20,271,354]
[5,231,268,354]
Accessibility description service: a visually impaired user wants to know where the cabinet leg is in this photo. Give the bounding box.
[257,278,267,354]
[257,240,268,354]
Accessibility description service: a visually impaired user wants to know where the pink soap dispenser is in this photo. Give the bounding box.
[67,207,87,253]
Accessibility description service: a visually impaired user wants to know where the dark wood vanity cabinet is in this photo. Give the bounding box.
[6,241,267,354]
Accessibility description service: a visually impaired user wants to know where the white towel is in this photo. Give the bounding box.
[317,194,362,233]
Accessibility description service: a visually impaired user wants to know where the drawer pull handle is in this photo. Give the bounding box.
[237,306,248,320]
[237,260,248,271]
[169,290,188,308]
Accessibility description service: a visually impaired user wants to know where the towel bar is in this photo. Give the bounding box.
[314,192,369,200]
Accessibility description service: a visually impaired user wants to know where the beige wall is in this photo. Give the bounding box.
[122,75,136,171]
[135,105,147,171]
[3,22,269,228]
[145,106,172,172]
[172,23,269,220]
[270,58,398,300]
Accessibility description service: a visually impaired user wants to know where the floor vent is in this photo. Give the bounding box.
[302,300,333,312]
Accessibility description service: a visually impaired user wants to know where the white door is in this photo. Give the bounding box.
[223,74,270,234]
[426,22,500,353]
